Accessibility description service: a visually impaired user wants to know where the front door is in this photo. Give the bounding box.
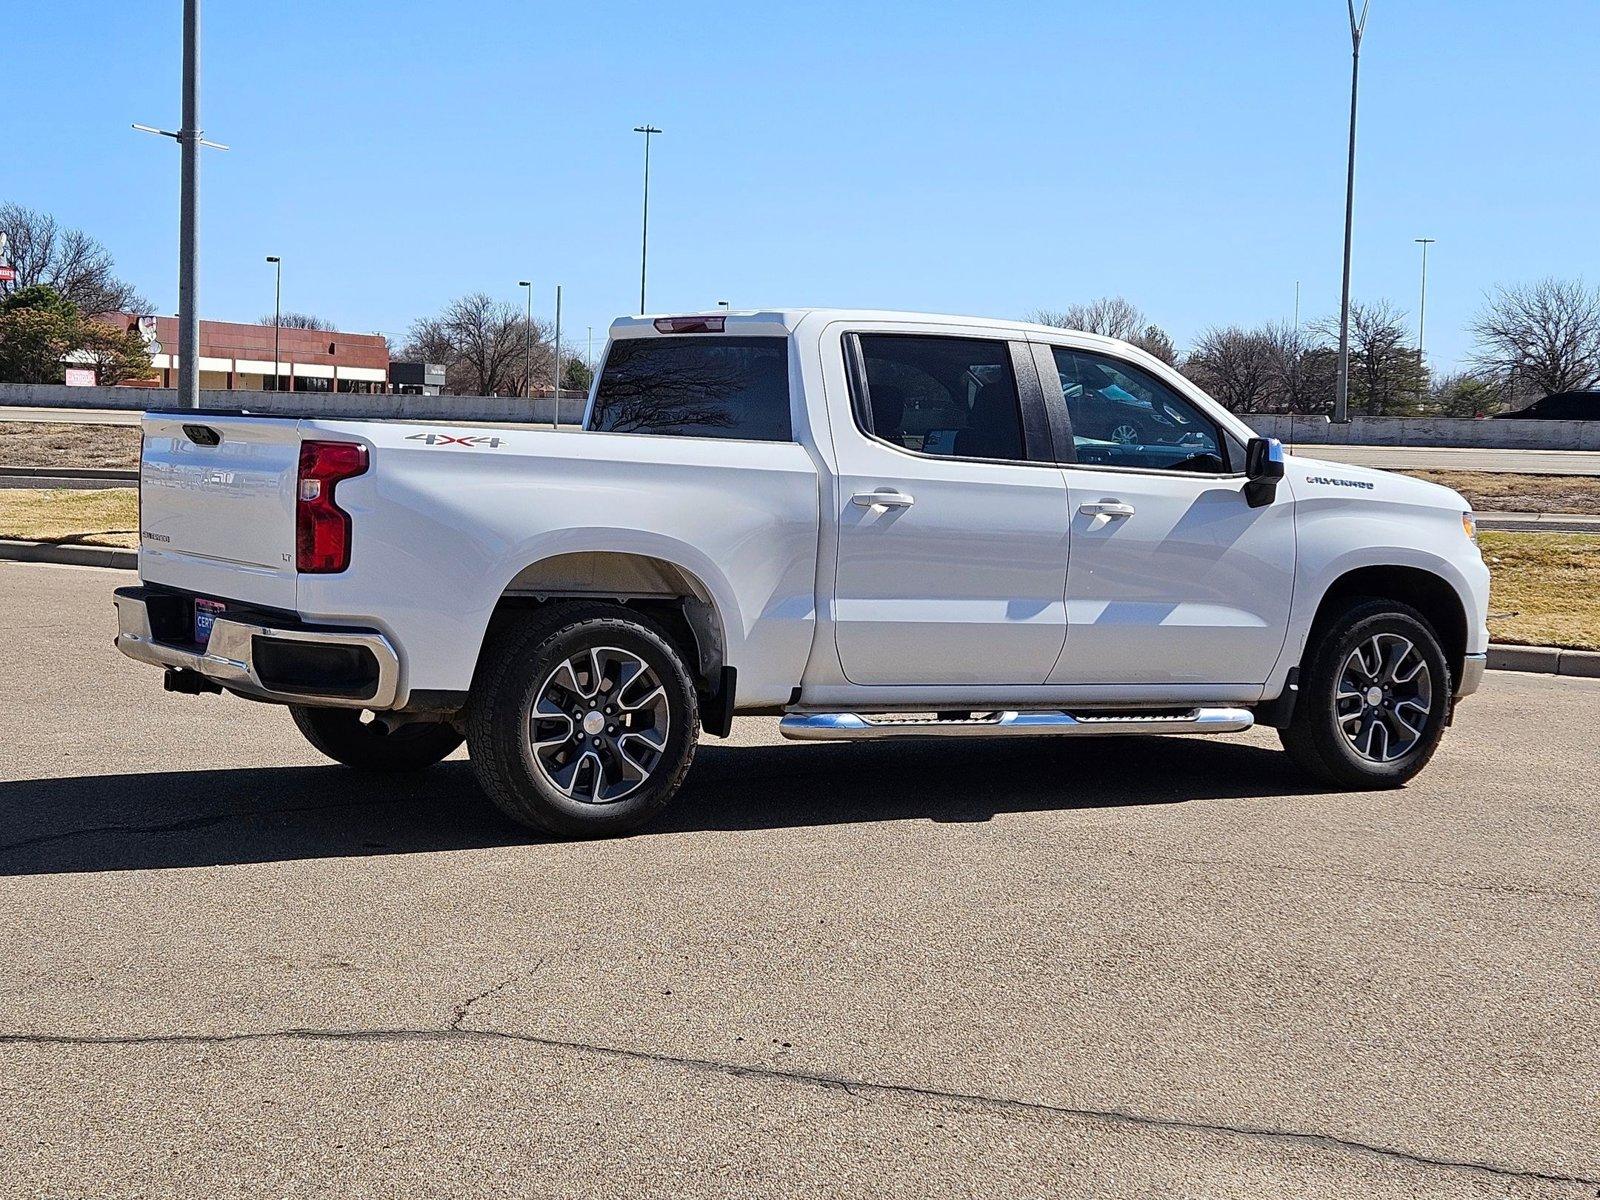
[831,331,1070,686]
[1041,344,1296,686]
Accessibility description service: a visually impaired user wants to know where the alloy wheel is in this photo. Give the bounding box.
[526,646,670,804]
[1335,633,1433,763]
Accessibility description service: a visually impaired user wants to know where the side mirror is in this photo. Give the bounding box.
[1244,437,1284,507]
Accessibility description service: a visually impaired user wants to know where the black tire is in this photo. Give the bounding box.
[289,705,463,772]
[1279,598,1453,789]
[466,603,700,838]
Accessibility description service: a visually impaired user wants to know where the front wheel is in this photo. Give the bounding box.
[1280,599,1452,789]
[289,705,463,772]
[466,604,700,838]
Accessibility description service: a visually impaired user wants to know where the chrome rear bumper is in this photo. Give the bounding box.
[113,587,400,709]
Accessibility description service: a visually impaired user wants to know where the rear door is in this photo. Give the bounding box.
[138,413,302,610]
[829,329,1069,686]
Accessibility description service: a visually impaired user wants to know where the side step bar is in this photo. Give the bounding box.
[778,708,1254,742]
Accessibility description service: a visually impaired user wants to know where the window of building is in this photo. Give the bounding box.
[589,337,792,441]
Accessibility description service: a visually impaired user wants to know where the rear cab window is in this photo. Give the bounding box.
[589,336,792,441]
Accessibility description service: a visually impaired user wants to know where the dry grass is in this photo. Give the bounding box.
[1482,532,1600,651]
[1401,470,1600,515]
[0,422,141,470]
[0,488,138,548]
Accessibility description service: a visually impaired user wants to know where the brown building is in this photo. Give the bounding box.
[101,314,390,392]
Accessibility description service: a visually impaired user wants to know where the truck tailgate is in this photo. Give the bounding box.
[138,413,300,609]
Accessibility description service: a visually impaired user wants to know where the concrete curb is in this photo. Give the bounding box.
[0,465,138,480]
[1487,643,1600,679]
[0,538,136,570]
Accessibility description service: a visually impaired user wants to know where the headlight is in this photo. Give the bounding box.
[1462,511,1479,543]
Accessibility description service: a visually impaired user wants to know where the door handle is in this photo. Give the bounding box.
[1079,501,1135,518]
[852,489,915,510]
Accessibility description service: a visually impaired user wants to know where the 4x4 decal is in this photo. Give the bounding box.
[406,433,506,448]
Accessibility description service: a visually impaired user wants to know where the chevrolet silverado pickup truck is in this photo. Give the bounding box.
[116,309,1491,837]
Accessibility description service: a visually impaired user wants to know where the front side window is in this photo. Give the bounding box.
[856,335,1026,461]
[1050,347,1226,473]
[590,336,792,441]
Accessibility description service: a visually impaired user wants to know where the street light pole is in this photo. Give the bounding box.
[518,280,532,402]
[553,284,563,430]
[132,0,227,408]
[266,256,281,390]
[1333,0,1371,425]
[1414,237,1435,368]
[633,125,661,315]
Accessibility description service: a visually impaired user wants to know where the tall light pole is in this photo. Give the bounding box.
[633,125,661,315]
[133,0,228,408]
[518,280,532,401]
[553,284,563,429]
[1414,237,1435,378]
[1333,0,1371,425]
[266,256,281,390]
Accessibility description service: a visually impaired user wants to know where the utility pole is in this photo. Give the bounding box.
[266,256,281,390]
[633,125,661,315]
[519,280,533,401]
[1334,0,1371,425]
[552,284,562,429]
[133,0,227,409]
[1414,237,1435,384]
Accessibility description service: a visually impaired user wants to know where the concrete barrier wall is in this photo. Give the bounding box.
[1245,412,1600,450]
[6,383,1597,449]
[0,383,589,426]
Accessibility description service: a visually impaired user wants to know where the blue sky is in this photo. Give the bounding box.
[10,1,1598,369]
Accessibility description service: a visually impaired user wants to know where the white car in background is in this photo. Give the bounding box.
[115,309,1491,837]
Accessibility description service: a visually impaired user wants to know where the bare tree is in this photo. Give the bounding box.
[1311,300,1422,416]
[1182,325,1278,412]
[1030,296,1146,343]
[400,292,554,396]
[1028,297,1178,365]
[0,202,147,315]
[1262,321,1332,415]
[257,311,335,331]
[1469,277,1600,400]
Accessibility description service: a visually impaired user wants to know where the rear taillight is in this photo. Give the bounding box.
[296,440,368,573]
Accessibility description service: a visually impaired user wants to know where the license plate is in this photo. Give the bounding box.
[194,598,225,645]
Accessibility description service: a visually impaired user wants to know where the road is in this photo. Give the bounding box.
[1,560,1597,1198]
[1289,444,1600,474]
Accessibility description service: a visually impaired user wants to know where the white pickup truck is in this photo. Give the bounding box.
[116,309,1490,836]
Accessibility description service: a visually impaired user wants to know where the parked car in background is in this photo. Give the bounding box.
[1492,390,1600,420]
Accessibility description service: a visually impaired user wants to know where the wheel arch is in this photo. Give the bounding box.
[478,550,730,691]
[1304,564,1469,689]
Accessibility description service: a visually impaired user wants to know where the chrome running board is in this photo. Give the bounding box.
[778,708,1254,742]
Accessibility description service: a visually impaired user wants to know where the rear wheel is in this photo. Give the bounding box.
[466,603,699,838]
[1280,599,1452,788]
[289,705,463,772]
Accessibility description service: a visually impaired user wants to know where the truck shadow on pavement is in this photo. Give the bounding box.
[0,735,1325,876]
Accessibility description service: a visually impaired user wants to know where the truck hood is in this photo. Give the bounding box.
[1286,453,1471,513]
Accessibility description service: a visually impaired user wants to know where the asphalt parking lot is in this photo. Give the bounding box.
[3,560,1597,1199]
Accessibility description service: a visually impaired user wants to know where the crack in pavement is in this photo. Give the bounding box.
[449,960,546,1031]
[0,796,403,859]
[0,1023,1593,1191]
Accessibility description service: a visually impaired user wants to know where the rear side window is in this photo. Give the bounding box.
[855,334,1026,461]
[590,337,792,441]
